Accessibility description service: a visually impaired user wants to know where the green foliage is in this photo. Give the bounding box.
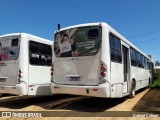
[151,70,160,88]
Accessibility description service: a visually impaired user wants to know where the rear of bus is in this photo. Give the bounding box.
[0,34,27,95]
[51,23,110,98]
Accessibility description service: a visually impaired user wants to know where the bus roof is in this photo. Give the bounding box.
[106,23,151,60]
[0,33,52,45]
[55,22,151,60]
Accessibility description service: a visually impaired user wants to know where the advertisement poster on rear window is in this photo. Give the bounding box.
[54,26,101,57]
[0,39,19,61]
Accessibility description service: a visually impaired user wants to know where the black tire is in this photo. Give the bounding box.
[148,79,151,87]
[129,81,136,98]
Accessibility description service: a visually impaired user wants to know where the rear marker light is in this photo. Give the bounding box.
[93,89,98,91]
[54,86,60,89]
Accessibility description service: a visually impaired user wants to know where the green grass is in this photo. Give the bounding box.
[151,79,160,88]
[151,71,160,88]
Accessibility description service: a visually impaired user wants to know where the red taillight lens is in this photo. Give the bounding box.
[18,67,23,83]
[50,64,54,76]
[101,66,106,72]
[51,71,53,76]
[18,74,21,78]
[19,70,22,74]
[101,72,106,77]
[100,63,107,84]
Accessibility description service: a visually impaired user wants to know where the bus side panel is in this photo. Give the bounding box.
[101,24,124,98]
[28,65,51,95]
[100,24,112,97]
[27,37,52,95]
[130,67,150,91]
[18,34,30,95]
[110,62,124,97]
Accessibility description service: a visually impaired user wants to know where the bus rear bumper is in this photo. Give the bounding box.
[0,82,27,96]
[28,84,52,95]
[51,82,111,98]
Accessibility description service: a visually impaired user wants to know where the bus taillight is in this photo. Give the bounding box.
[50,64,54,76]
[18,67,23,83]
[100,64,107,83]
[51,64,54,83]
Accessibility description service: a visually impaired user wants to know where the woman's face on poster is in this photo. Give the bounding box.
[63,36,69,43]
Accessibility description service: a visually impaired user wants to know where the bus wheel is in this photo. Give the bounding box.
[129,81,136,98]
[147,78,151,88]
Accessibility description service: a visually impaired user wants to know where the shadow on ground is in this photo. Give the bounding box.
[132,88,160,112]
[0,88,153,113]
[0,94,77,109]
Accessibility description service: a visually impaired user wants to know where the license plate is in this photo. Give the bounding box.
[70,77,80,81]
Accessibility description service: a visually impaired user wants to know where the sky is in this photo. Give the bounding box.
[0,0,160,63]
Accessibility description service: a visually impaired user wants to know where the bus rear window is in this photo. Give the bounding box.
[29,41,52,66]
[12,38,19,46]
[54,26,101,57]
[88,29,99,39]
[0,38,19,61]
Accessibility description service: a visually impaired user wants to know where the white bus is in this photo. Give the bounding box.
[0,33,52,96]
[51,22,152,98]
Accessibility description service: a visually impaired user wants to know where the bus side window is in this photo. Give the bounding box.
[130,48,137,67]
[109,33,122,63]
[137,52,141,68]
[141,55,144,68]
[29,42,40,65]
[40,45,52,66]
[88,29,99,39]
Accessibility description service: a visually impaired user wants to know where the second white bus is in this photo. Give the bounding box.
[0,33,52,96]
[51,22,152,98]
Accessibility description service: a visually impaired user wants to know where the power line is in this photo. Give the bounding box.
[131,38,160,44]
[127,31,160,38]
[136,41,160,46]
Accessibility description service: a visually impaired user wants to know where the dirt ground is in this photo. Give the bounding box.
[0,88,159,120]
